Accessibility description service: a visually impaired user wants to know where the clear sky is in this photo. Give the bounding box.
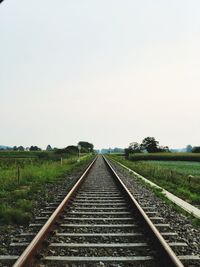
[1,0,200,150]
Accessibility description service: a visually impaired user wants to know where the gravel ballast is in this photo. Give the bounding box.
[108,158,200,266]
[1,156,199,267]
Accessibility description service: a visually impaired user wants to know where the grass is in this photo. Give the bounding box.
[108,155,200,206]
[149,160,200,176]
[0,154,94,225]
[128,152,200,162]
[0,150,41,158]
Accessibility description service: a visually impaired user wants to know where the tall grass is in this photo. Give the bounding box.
[0,155,94,225]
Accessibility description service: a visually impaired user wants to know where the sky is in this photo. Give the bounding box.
[0,0,200,150]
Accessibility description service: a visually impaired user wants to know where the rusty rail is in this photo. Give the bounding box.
[103,156,184,267]
[13,157,97,267]
[13,155,184,267]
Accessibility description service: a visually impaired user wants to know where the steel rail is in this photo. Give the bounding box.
[12,157,97,267]
[103,156,184,267]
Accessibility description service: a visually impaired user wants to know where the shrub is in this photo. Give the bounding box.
[0,205,31,225]
[192,147,200,153]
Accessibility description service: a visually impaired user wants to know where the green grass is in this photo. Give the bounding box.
[128,152,200,162]
[0,155,94,225]
[149,160,200,176]
[109,155,200,205]
[0,205,32,224]
[0,151,41,158]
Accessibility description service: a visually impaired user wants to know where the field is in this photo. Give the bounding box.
[127,152,200,162]
[0,151,40,158]
[148,160,200,177]
[0,152,94,225]
[109,155,200,206]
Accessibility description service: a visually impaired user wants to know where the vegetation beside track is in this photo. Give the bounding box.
[127,152,200,162]
[0,150,42,158]
[108,155,200,206]
[0,154,94,225]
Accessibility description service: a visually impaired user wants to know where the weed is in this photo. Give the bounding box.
[0,154,94,225]
[192,218,200,227]
[0,204,32,225]
[16,199,32,212]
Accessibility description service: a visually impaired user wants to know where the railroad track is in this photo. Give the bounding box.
[0,156,190,266]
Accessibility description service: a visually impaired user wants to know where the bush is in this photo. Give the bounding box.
[16,199,32,212]
[192,147,200,153]
[0,205,31,225]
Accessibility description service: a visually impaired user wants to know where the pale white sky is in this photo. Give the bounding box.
[0,0,200,149]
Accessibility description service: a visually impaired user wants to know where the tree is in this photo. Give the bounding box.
[158,146,170,152]
[54,145,78,155]
[46,145,52,151]
[128,142,142,153]
[192,146,200,153]
[141,137,159,153]
[124,142,141,158]
[186,145,193,152]
[13,146,25,151]
[18,146,25,151]
[78,141,94,153]
[65,146,79,154]
[29,146,41,151]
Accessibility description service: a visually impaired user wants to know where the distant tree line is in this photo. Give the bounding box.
[78,141,94,153]
[192,146,200,153]
[185,145,200,153]
[7,141,94,154]
[12,145,42,151]
[125,138,200,157]
[125,137,169,157]
[54,141,94,155]
[101,148,124,154]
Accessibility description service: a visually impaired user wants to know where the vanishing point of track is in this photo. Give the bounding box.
[9,156,185,266]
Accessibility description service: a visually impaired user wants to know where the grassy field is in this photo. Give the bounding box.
[0,151,41,158]
[0,153,94,225]
[109,155,200,206]
[148,160,200,176]
[128,152,200,162]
